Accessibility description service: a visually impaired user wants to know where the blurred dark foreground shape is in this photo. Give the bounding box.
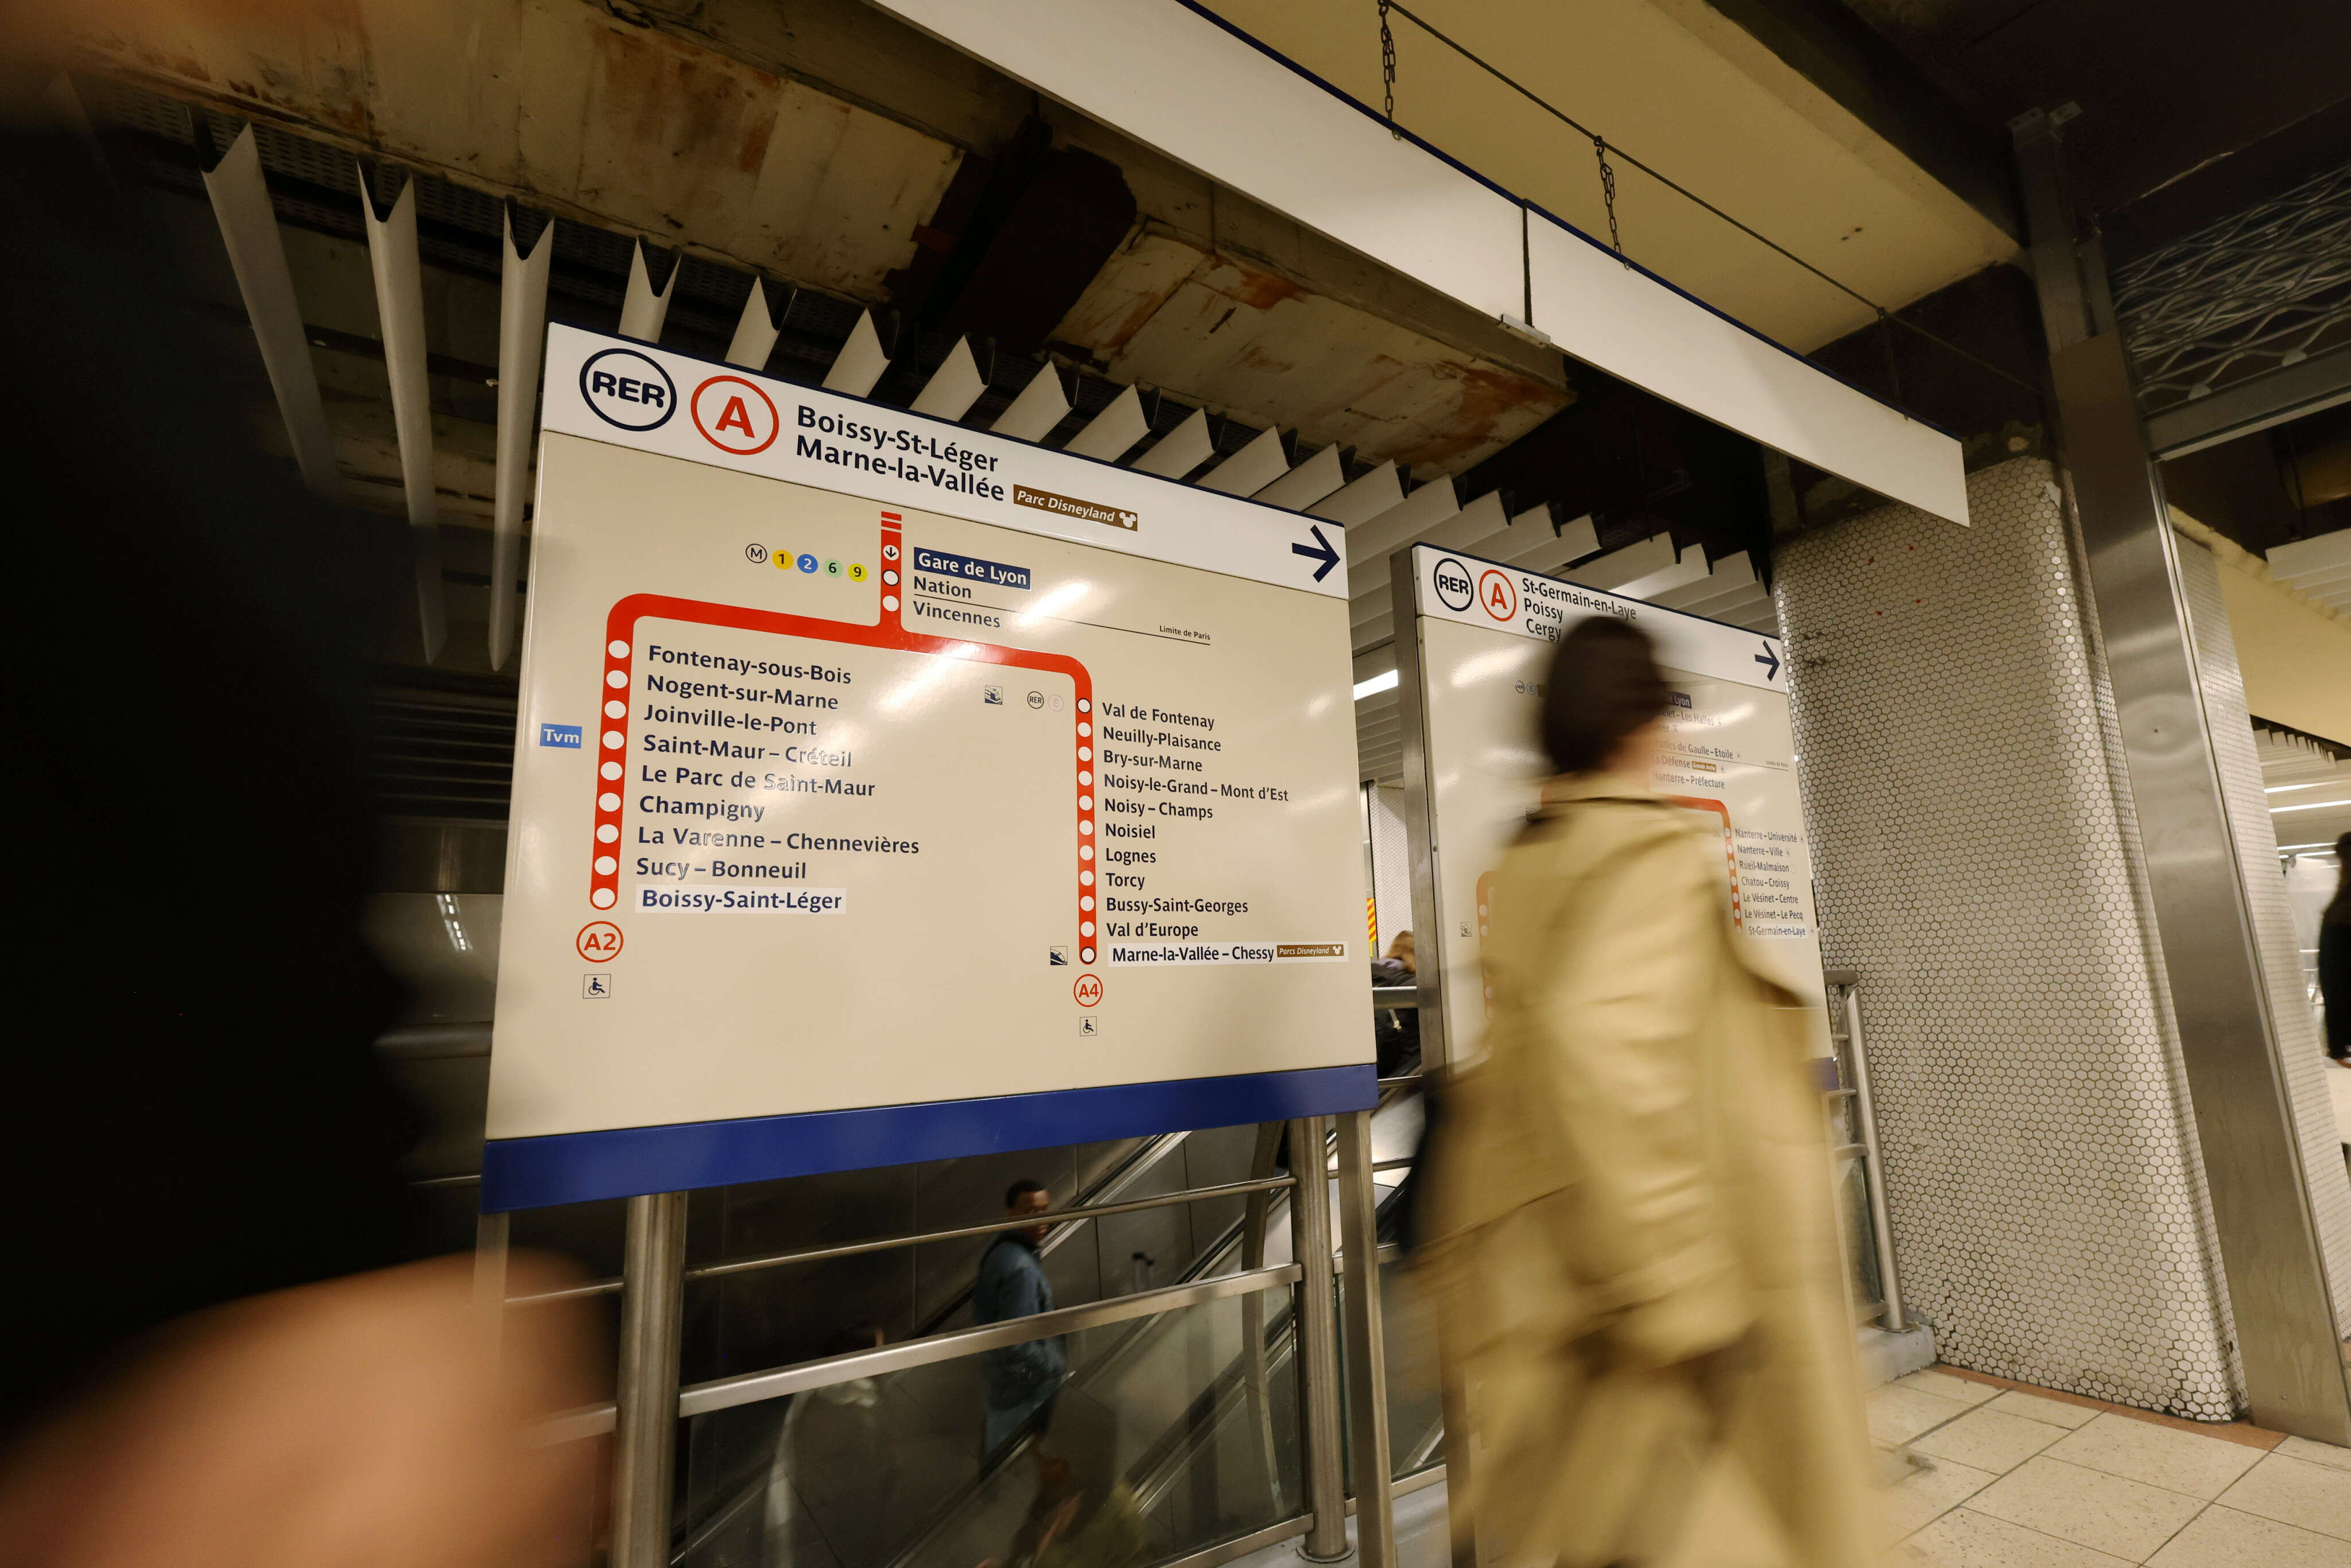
[0,2,602,1563]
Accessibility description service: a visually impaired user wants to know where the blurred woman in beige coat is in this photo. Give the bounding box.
[1424,618,1873,1568]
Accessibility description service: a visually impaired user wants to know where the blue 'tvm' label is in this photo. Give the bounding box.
[540,724,584,750]
[909,547,1031,591]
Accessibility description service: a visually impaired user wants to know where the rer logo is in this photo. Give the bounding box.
[690,374,779,456]
[580,348,676,430]
[540,723,584,750]
[1478,569,1518,622]
[1431,556,1476,612]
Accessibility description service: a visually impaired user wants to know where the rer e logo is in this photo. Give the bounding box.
[1431,556,1476,612]
[1479,569,1518,622]
[690,374,780,456]
[580,348,676,431]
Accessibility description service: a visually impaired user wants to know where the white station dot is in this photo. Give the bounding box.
[883,595,899,612]
[608,640,630,658]
[1081,896,1094,911]
[1080,821,1093,836]
[1082,921,1095,936]
[596,824,619,844]
[606,669,628,689]
[1080,845,1093,860]
[1081,947,1095,963]
[592,887,617,909]
[883,544,899,560]
[595,856,617,875]
[883,570,899,585]
[604,731,625,750]
[1080,870,1094,886]
[602,761,623,780]
[599,793,620,812]
[1078,721,1091,736]
[605,700,626,719]
[1079,795,1092,810]
[1078,746,1091,762]
[1078,771,1092,786]
[1077,698,1090,713]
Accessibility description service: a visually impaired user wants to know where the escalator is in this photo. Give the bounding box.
[674,1089,1442,1568]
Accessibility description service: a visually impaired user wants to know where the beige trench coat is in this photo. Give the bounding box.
[1423,774,1874,1568]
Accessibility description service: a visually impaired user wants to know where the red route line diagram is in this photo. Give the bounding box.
[1662,794,1742,930]
[587,511,1104,968]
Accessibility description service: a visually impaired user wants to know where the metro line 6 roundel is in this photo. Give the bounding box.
[691,375,780,455]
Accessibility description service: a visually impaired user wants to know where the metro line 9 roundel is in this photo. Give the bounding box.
[579,348,676,431]
[692,375,781,455]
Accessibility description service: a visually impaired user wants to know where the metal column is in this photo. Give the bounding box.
[1336,1112,1396,1568]
[611,1191,689,1568]
[2013,110,2351,1442]
[1289,1117,1352,1562]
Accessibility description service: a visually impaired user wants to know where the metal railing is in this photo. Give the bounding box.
[1822,969,1905,1332]
[501,1111,1402,1568]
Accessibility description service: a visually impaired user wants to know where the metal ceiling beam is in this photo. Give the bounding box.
[990,363,1070,441]
[2145,341,2351,459]
[1133,406,1213,478]
[1251,441,1343,510]
[1063,384,1150,461]
[909,338,988,421]
[358,162,446,665]
[1200,424,1290,496]
[199,123,339,499]
[1308,460,1403,525]
[822,311,890,398]
[619,240,676,344]
[726,279,790,372]
[491,204,553,673]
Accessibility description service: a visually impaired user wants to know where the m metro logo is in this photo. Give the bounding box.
[579,348,676,431]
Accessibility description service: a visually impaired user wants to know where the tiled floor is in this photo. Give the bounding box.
[1225,1369,2351,1568]
[1875,1368,2351,1566]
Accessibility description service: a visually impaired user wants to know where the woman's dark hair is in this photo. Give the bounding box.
[1541,616,1670,775]
[2328,832,2350,928]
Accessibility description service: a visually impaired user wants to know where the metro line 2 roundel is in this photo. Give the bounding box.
[580,348,677,430]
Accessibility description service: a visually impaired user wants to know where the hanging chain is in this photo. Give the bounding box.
[1379,0,1399,138]
[1593,135,1624,263]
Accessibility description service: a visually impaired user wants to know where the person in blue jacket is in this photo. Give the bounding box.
[975,1179,1067,1457]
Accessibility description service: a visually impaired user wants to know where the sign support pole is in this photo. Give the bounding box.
[1290,1117,1352,1562]
[611,1191,689,1567]
[1336,1111,1397,1568]
[1390,550,1481,1568]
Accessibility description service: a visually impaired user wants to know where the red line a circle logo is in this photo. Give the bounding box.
[1477,569,1518,622]
[690,375,780,456]
[1073,974,1104,1008]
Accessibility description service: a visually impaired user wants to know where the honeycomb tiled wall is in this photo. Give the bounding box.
[2174,535,2351,1315]
[1775,457,2238,1418]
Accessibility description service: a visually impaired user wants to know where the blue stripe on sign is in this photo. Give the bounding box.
[479,1064,1378,1212]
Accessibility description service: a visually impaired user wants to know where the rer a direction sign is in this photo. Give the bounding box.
[482,328,1373,1210]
